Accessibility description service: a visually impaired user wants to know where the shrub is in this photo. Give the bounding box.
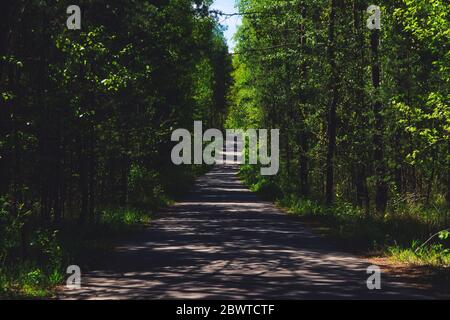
[99,207,151,233]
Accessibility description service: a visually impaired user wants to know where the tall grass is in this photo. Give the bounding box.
[240,165,450,267]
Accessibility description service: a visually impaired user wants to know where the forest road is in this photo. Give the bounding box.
[60,165,433,299]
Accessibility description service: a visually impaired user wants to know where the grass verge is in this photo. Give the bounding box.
[0,207,151,299]
[1,165,211,299]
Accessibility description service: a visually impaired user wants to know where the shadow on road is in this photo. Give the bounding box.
[61,165,432,299]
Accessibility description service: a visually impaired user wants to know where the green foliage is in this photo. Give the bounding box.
[0,197,30,266]
[230,0,449,260]
[278,196,324,216]
[128,165,168,210]
[0,227,64,298]
[240,165,282,200]
[0,263,65,298]
[29,230,62,271]
[99,207,151,232]
[243,166,449,265]
[389,243,450,267]
[439,230,450,240]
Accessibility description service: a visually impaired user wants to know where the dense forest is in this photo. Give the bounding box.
[0,0,231,296]
[0,0,449,298]
[227,0,449,258]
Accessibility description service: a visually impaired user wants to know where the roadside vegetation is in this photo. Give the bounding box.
[228,0,449,273]
[241,164,450,269]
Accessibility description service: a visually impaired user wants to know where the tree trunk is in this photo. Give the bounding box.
[353,1,370,210]
[325,0,339,205]
[79,134,88,226]
[298,1,309,198]
[371,29,388,214]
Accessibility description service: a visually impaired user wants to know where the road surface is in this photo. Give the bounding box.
[61,165,431,299]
